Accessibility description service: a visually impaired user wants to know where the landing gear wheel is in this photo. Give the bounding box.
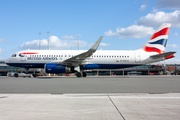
[14,73,18,78]
[33,74,37,78]
[82,72,87,77]
[76,72,82,77]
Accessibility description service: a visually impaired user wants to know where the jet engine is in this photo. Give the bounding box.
[45,63,72,74]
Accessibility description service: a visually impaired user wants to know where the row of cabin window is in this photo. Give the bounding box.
[92,55,129,58]
[30,55,74,57]
[29,55,129,58]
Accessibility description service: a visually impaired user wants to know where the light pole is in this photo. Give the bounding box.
[47,31,50,50]
[77,35,80,50]
[39,33,41,50]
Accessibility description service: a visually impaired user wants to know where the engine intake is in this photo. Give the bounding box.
[45,63,71,74]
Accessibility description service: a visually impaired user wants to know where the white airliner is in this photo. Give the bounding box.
[6,23,176,77]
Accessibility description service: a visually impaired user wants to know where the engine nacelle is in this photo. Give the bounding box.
[45,63,71,74]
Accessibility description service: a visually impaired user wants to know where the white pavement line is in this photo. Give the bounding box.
[107,94,126,120]
[109,96,180,99]
[1,94,180,99]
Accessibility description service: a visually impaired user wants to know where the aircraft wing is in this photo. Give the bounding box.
[53,36,103,66]
[150,52,176,59]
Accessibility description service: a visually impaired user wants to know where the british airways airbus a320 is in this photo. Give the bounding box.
[6,23,176,77]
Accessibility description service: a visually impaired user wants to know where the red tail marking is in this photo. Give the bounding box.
[165,54,175,59]
[144,46,164,54]
[150,27,170,40]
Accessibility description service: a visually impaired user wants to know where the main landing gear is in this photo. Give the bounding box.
[25,68,37,77]
[74,66,87,77]
[76,72,87,77]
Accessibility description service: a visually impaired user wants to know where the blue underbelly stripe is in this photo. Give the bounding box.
[6,63,140,69]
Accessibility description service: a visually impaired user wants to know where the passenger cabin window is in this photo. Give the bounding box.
[12,54,16,57]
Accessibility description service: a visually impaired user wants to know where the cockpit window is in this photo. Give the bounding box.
[12,54,16,57]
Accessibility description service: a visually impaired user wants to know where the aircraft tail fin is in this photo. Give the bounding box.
[141,23,171,54]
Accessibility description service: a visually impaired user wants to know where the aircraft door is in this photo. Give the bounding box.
[135,52,141,62]
[20,54,26,62]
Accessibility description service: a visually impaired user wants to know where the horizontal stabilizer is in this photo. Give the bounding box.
[150,52,176,59]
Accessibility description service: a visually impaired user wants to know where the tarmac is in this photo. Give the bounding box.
[0,76,180,120]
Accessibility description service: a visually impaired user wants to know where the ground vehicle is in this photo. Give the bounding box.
[7,70,32,77]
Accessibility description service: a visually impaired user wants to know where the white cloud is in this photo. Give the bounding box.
[155,0,180,10]
[0,39,5,42]
[0,48,5,55]
[20,36,109,50]
[100,43,111,47]
[138,10,180,27]
[175,32,178,36]
[62,35,74,39]
[167,44,179,48]
[140,4,147,11]
[105,25,155,38]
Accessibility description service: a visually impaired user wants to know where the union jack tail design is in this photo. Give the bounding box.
[141,23,171,54]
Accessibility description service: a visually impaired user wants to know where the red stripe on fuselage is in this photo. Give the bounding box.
[20,52,38,55]
[144,46,164,54]
[150,27,170,40]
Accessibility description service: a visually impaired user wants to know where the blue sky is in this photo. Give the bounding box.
[0,0,180,63]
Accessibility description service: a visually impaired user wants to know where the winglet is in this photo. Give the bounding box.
[89,36,103,52]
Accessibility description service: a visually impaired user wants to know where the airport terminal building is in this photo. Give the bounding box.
[0,60,180,76]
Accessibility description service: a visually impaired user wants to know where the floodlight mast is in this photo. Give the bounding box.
[77,35,80,50]
[39,33,41,50]
[47,31,50,50]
